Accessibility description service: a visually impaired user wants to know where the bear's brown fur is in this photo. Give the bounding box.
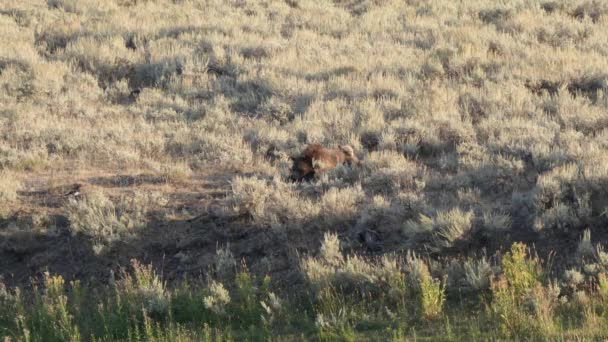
[289,143,360,181]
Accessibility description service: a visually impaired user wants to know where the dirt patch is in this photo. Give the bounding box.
[0,168,310,289]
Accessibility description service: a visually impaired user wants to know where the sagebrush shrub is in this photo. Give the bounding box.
[404,208,474,250]
[433,208,474,249]
[319,185,364,225]
[230,176,318,229]
[215,245,236,282]
[161,163,192,183]
[116,260,170,319]
[447,258,494,294]
[203,281,231,315]
[65,190,166,247]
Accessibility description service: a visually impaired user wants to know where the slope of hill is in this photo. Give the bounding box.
[1,0,608,339]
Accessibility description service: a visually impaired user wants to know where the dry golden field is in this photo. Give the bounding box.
[2,0,608,340]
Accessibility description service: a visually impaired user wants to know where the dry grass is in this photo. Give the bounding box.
[1,0,608,339]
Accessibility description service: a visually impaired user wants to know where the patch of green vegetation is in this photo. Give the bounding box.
[2,242,608,340]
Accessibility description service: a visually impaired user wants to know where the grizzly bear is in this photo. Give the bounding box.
[289,143,361,182]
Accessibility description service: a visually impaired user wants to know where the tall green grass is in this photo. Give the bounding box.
[4,242,608,341]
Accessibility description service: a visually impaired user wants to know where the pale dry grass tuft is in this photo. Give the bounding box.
[65,190,166,249]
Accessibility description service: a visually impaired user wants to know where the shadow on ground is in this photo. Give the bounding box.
[3,163,608,289]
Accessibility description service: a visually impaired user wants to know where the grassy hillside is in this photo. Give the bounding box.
[1,0,608,340]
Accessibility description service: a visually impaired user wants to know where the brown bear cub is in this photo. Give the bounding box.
[289,143,361,182]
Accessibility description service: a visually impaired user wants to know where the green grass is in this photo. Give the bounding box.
[2,243,608,341]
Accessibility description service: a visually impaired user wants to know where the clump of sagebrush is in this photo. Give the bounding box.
[318,184,364,226]
[114,259,170,319]
[361,150,424,196]
[571,230,608,288]
[353,195,414,250]
[203,281,231,315]
[230,176,319,229]
[65,190,167,249]
[432,208,474,249]
[215,245,236,282]
[447,257,494,295]
[404,208,474,251]
[532,160,605,233]
[160,162,193,183]
[481,211,512,233]
[578,228,594,258]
